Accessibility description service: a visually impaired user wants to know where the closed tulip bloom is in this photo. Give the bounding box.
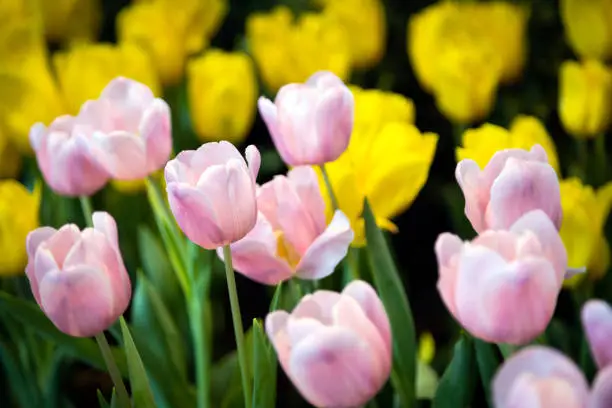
[561,0,612,60]
[258,71,354,166]
[492,346,590,408]
[76,77,172,180]
[165,141,260,250]
[220,166,353,285]
[436,210,567,344]
[266,280,391,407]
[456,144,562,234]
[559,59,612,139]
[582,300,612,369]
[25,212,131,337]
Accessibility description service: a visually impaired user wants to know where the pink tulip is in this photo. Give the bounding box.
[219,166,353,284]
[582,300,612,369]
[165,141,260,249]
[258,71,354,166]
[492,346,591,408]
[30,116,110,196]
[456,144,562,233]
[24,212,131,337]
[79,77,172,180]
[435,210,567,344]
[591,367,612,408]
[266,280,391,407]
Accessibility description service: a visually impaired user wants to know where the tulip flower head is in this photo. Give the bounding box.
[258,70,354,166]
[165,141,260,250]
[220,166,353,285]
[582,299,612,369]
[266,280,391,407]
[25,212,131,337]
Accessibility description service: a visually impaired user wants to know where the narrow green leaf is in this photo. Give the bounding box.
[0,291,127,376]
[0,341,37,407]
[252,319,277,408]
[110,389,119,408]
[212,328,255,407]
[269,283,283,313]
[119,317,156,408]
[363,199,416,407]
[473,338,500,407]
[97,390,110,408]
[432,335,476,408]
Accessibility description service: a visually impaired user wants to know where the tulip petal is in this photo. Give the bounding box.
[141,99,172,171]
[435,232,463,315]
[89,130,148,179]
[286,316,326,346]
[590,366,612,408]
[295,210,354,280]
[292,291,341,324]
[315,87,354,162]
[504,373,584,408]
[26,227,57,260]
[455,158,487,232]
[190,141,246,178]
[259,97,294,164]
[306,71,345,89]
[40,225,81,268]
[265,310,292,370]
[92,212,119,252]
[581,299,612,369]
[165,150,197,185]
[287,166,326,233]
[245,145,261,182]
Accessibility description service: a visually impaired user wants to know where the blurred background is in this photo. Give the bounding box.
[1,0,611,406]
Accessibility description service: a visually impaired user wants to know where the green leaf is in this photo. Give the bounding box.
[251,319,277,408]
[119,317,156,408]
[0,291,127,376]
[0,340,37,407]
[269,283,283,313]
[473,338,500,407]
[363,199,416,407]
[97,390,110,408]
[432,335,476,408]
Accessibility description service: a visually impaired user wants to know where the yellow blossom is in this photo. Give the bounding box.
[560,179,612,287]
[118,0,227,86]
[317,87,437,246]
[351,86,415,128]
[0,180,40,275]
[40,0,101,44]
[559,59,612,139]
[560,0,612,60]
[247,6,351,93]
[456,116,560,174]
[187,50,257,144]
[53,42,161,114]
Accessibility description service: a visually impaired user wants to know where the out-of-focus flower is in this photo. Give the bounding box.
[187,50,257,144]
[247,6,351,93]
[220,166,353,285]
[0,180,39,275]
[560,179,612,287]
[165,142,260,250]
[319,86,436,246]
[316,0,386,69]
[417,332,439,400]
[582,299,612,369]
[408,1,528,124]
[492,346,591,408]
[0,130,21,178]
[436,210,567,344]
[266,280,391,407]
[118,0,227,86]
[560,0,612,61]
[40,0,101,44]
[25,212,131,337]
[559,59,612,139]
[53,43,161,114]
[259,71,354,166]
[456,145,561,234]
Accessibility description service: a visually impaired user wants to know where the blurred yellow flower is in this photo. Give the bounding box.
[247,6,351,93]
[0,180,40,276]
[316,0,386,69]
[187,50,257,144]
[456,116,560,174]
[560,179,612,287]
[417,332,439,400]
[317,87,437,246]
[559,59,612,139]
[53,43,161,114]
[351,86,415,129]
[561,0,612,61]
[41,0,101,44]
[118,0,227,86]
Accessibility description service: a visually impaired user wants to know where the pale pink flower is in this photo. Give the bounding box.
[266,280,391,407]
[25,212,131,337]
[582,300,612,370]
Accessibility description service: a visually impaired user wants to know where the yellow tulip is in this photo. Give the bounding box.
[53,42,161,114]
[118,0,227,86]
[561,0,612,60]
[559,59,612,139]
[187,50,257,144]
[456,116,560,174]
[0,180,40,275]
[40,0,101,44]
[561,179,612,287]
[247,6,351,93]
[351,86,415,129]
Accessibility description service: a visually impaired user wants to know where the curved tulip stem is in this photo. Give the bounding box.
[222,245,252,407]
[79,196,94,228]
[95,332,131,408]
[319,164,339,211]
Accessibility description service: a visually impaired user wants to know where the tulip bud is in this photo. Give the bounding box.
[258,71,354,166]
[165,141,260,250]
[582,299,612,369]
[266,280,391,407]
[25,212,131,337]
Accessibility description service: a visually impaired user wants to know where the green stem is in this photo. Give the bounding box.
[453,123,468,147]
[79,196,94,228]
[319,164,339,211]
[222,245,252,407]
[189,295,210,408]
[95,333,131,408]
